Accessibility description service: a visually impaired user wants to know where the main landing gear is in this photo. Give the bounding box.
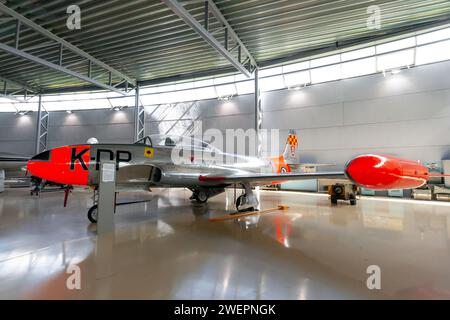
[235,183,259,212]
[189,187,225,204]
[189,185,258,212]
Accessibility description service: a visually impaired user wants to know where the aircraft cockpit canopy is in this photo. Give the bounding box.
[134,136,153,146]
[134,135,220,152]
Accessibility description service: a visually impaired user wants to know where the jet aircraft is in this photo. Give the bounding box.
[26,131,435,223]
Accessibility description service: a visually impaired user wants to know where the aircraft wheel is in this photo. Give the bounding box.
[333,185,343,195]
[88,205,98,224]
[331,195,338,205]
[236,195,254,212]
[195,190,208,203]
[349,194,357,206]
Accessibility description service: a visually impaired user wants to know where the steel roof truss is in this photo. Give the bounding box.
[0,3,136,95]
[162,0,257,78]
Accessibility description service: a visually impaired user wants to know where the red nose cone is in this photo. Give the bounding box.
[346,154,428,190]
[27,145,90,186]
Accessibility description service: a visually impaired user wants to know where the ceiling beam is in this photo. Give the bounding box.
[161,0,257,78]
[0,74,36,102]
[0,74,36,93]
[205,0,256,67]
[0,42,128,95]
[259,19,450,68]
[0,2,136,91]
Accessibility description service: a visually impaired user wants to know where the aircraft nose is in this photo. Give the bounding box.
[27,145,91,186]
[27,150,51,176]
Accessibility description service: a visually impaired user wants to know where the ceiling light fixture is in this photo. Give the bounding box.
[218,94,234,101]
[16,110,30,116]
[383,67,407,78]
[288,83,309,91]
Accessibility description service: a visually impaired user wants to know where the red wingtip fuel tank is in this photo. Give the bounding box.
[27,145,90,186]
[345,154,429,190]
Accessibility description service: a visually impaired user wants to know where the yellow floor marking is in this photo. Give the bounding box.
[209,205,289,222]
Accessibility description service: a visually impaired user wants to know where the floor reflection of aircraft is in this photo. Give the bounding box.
[27,130,438,223]
[274,215,292,247]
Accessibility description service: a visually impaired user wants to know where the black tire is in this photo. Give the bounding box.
[331,195,338,205]
[349,193,356,206]
[88,205,98,224]
[195,190,208,203]
[333,185,343,195]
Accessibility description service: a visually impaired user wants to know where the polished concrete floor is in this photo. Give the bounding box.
[1,187,450,299]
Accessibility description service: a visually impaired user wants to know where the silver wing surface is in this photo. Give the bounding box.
[199,171,346,186]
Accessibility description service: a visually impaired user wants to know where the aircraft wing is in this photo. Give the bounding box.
[199,171,346,186]
[290,163,335,173]
[297,163,334,168]
[0,156,28,170]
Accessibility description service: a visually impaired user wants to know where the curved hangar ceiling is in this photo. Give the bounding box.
[0,0,449,95]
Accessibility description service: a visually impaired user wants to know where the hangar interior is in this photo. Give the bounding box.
[1,0,450,299]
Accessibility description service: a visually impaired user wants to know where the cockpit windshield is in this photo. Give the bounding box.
[134,135,219,152]
[134,136,153,146]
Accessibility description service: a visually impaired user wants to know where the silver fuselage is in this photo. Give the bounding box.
[88,144,274,190]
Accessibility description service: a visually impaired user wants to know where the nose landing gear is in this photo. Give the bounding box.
[87,187,153,224]
[88,204,98,223]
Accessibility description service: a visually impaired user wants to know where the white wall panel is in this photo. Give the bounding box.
[197,95,255,118]
[343,89,450,125]
[340,118,450,149]
[49,109,134,126]
[262,61,450,166]
[0,59,449,167]
[0,141,35,156]
[203,114,254,132]
[263,103,343,129]
[0,114,36,155]
[262,83,343,112]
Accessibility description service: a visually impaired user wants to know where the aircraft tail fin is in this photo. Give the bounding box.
[282,130,299,165]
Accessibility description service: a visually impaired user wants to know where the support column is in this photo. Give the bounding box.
[34,94,49,154]
[134,86,145,142]
[254,68,262,157]
[34,94,42,154]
